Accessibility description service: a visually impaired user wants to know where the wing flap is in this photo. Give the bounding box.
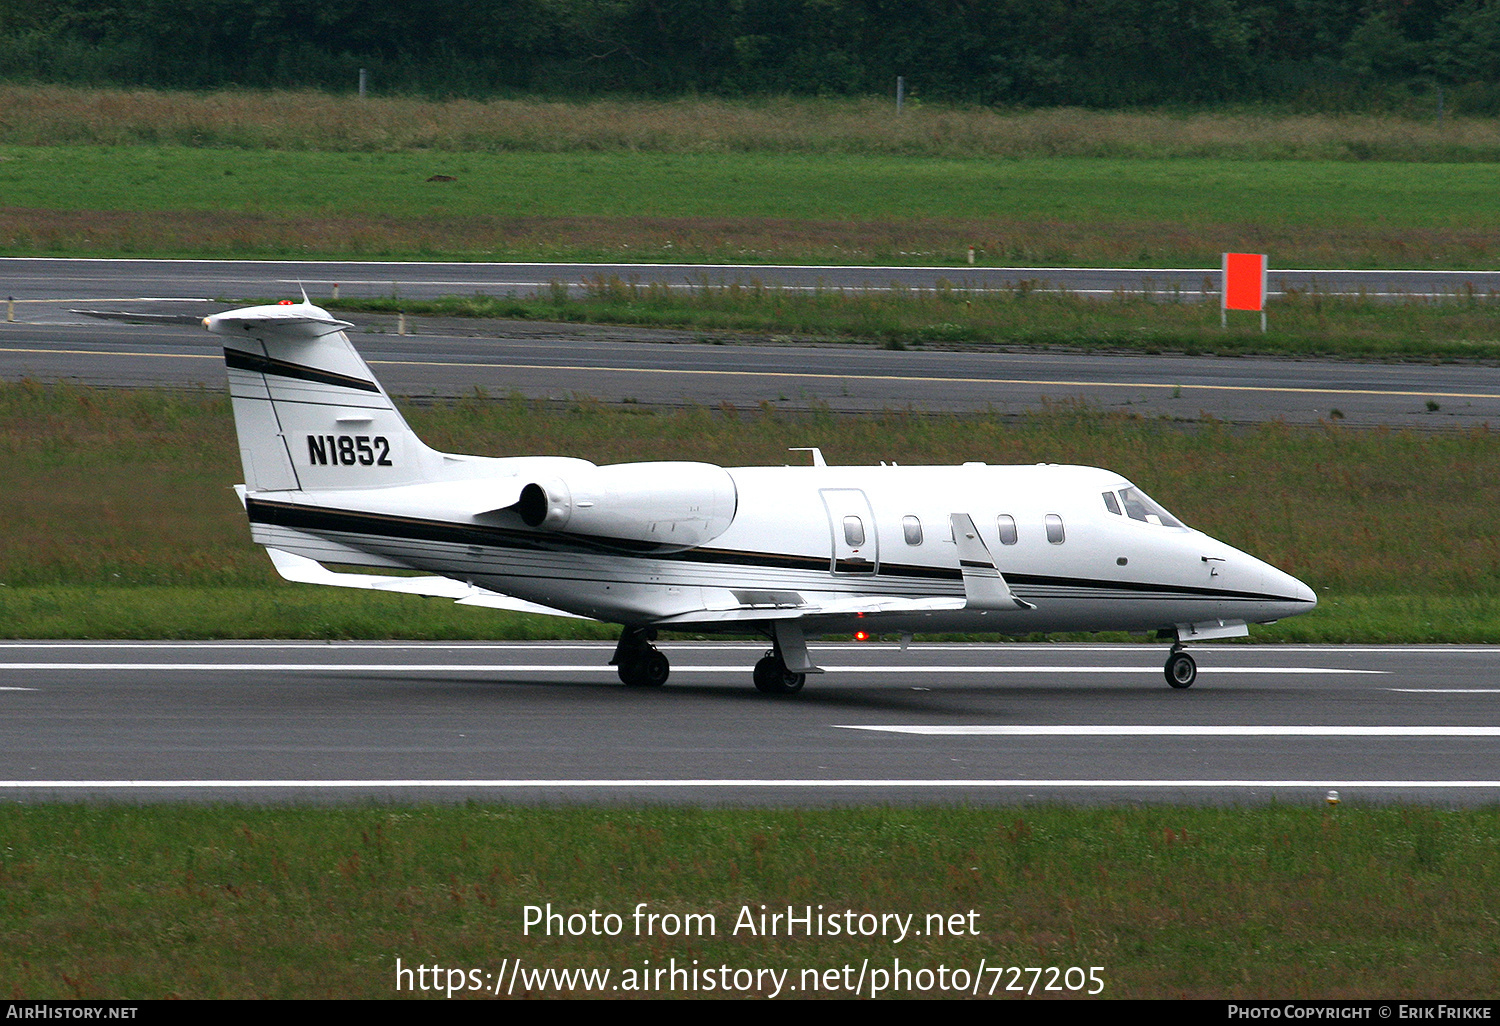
[654,595,967,626]
[264,547,591,619]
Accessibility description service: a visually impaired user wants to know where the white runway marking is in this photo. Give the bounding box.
[0,778,1497,791]
[836,724,1500,736]
[1387,688,1500,694]
[0,642,1494,655]
[0,663,1383,675]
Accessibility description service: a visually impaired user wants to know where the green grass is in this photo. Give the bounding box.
[8,146,1497,228]
[2,381,1499,641]
[3,805,1498,998]
[3,145,1500,267]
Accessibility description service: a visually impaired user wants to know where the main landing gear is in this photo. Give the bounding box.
[611,626,669,688]
[753,649,806,695]
[612,626,808,695]
[1164,643,1197,689]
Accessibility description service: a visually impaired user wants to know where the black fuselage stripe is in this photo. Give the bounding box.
[247,498,1304,604]
[225,347,380,393]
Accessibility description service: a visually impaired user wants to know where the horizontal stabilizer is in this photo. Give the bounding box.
[265,548,591,619]
[204,302,354,340]
[950,514,1036,611]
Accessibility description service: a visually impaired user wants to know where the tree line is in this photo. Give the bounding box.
[1,0,1497,110]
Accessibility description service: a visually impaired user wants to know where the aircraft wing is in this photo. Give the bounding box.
[264,548,592,619]
[73,309,211,325]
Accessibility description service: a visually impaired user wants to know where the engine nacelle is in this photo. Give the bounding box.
[516,462,737,548]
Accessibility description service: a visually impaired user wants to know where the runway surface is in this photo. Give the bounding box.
[3,262,1499,425]
[3,641,1497,806]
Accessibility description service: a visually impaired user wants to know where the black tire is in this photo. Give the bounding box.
[753,653,806,695]
[1165,651,1197,689]
[619,647,670,687]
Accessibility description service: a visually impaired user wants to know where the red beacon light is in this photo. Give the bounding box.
[278,300,294,305]
[854,631,869,642]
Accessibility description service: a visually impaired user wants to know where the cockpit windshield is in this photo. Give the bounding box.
[1102,485,1186,528]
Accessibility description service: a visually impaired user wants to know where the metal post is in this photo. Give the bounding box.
[896,77,905,113]
[331,283,340,300]
[359,69,368,99]
[6,297,13,323]
[398,312,407,336]
[967,246,975,265]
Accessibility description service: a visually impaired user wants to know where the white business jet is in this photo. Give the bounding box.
[205,299,1316,694]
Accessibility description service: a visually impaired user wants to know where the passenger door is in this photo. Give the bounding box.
[820,489,878,575]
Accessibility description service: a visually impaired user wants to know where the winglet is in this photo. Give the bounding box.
[949,514,1036,610]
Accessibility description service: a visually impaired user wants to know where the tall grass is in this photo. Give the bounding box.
[4,85,1500,160]
[2,84,1500,160]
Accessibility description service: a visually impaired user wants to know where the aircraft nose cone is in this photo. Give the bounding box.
[1294,577,1317,608]
[1266,564,1316,608]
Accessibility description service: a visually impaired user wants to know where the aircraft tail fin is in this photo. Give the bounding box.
[206,301,444,492]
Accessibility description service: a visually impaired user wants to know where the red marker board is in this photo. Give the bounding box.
[1223,252,1267,311]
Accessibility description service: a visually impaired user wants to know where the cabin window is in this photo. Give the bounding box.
[1045,514,1065,544]
[1118,486,1184,528]
[902,515,923,545]
[997,514,1018,545]
[1102,491,1122,515]
[843,516,866,547]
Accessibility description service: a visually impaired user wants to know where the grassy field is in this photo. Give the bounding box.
[4,804,1498,999]
[2,87,1500,268]
[3,144,1498,268]
[9,146,1497,228]
[2,380,1498,642]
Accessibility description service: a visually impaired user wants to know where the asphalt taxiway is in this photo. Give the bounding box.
[4,257,1500,426]
[4,308,1499,428]
[3,642,1496,806]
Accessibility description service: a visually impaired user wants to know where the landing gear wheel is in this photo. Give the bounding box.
[1165,650,1197,689]
[753,651,806,695]
[618,647,670,688]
